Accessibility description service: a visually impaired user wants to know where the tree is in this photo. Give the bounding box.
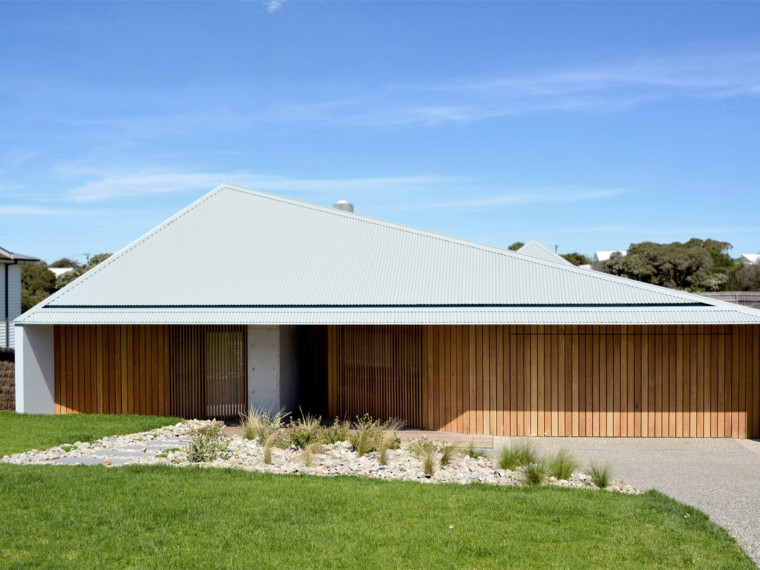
[50,257,82,269]
[561,252,591,266]
[21,262,56,312]
[20,253,113,313]
[55,253,112,289]
[602,239,737,292]
[507,241,525,251]
[729,262,760,291]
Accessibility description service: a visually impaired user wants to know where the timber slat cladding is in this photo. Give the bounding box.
[55,325,247,420]
[329,325,423,427]
[328,324,760,438]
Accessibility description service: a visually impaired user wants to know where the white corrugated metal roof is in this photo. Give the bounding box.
[517,240,572,265]
[16,306,760,326]
[16,183,760,325]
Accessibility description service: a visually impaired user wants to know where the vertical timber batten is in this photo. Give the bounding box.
[54,325,247,420]
[327,324,760,438]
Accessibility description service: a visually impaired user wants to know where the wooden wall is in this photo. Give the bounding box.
[328,325,423,427]
[328,324,760,438]
[54,325,247,419]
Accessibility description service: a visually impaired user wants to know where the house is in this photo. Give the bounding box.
[516,240,572,265]
[740,253,759,265]
[15,184,760,438]
[1,246,39,349]
[592,250,626,264]
[49,267,75,278]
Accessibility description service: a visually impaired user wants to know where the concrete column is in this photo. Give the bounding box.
[15,324,55,414]
[246,325,301,414]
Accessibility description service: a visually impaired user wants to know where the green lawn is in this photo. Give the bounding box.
[0,465,752,568]
[0,412,181,456]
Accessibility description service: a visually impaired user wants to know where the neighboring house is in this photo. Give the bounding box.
[700,291,760,309]
[15,184,760,438]
[48,267,75,278]
[592,250,626,264]
[740,253,759,265]
[1,246,39,349]
[516,240,572,265]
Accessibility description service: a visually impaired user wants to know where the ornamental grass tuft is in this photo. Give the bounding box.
[240,407,290,447]
[549,449,579,481]
[497,440,539,471]
[590,462,614,489]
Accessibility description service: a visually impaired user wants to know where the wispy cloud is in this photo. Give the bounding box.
[61,169,448,202]
[0,205,94,216]
[405,188,629,209]
[265,0,284,13]
[269,51,760,126]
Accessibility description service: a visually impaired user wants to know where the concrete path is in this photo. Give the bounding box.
[497,437,760,566]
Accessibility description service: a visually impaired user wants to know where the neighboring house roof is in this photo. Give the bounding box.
[49,267,75,277]
[593,250,626,263]
[0,246,39,263]
[740,253,759,265]
[517,240,571,265]
[17,184,760,326]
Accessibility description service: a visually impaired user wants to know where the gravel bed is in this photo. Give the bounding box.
[1,420,636,493]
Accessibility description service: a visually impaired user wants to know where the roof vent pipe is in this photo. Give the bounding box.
[333,200,354,213]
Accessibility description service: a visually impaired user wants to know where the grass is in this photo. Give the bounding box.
[0,465,753,568]
[0,412,181,457]
[497,440,539,471]
[549,450,579,481]
[590,462,614,489]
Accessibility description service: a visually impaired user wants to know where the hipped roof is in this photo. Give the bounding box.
[18,184,760,325]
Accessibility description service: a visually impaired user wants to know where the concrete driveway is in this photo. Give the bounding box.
[500,437,760,566]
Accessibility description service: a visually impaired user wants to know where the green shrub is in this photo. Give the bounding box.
[497,440,539,471]
[590,463,613,489]
[322,418,351,444]
[288,412,324,449]
[548,450,578,481]
[525,461,547,486]
[186,424,231,463]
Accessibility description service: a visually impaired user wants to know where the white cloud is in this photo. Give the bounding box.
[62,169,448,202]
[265,0,284,13]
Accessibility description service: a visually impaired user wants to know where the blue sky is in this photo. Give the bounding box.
[1,1,759,263]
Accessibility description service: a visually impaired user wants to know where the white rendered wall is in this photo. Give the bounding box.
[0,264,6,348]
[246,325,301,413]
[246,326,282,413]
[15,324,55,414]
[7,264,21,349]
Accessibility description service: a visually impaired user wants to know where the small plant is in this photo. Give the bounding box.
[349,415,404,457]
[378,430,401,466]
[299,442,325,467]
[548,449,579,481]
[322,418,351,444]
[408,437,442,477]
[589,462,613,489]
[465,441,485,459]
[155,447,181,459]
[262,432,279,465]
[240,408,290,447]
[60,444,77,453]
[439,442,460,466]
[497,440,539,471]
[186,423,231,463]
[525,461,547,486]
[288,412,324,449]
